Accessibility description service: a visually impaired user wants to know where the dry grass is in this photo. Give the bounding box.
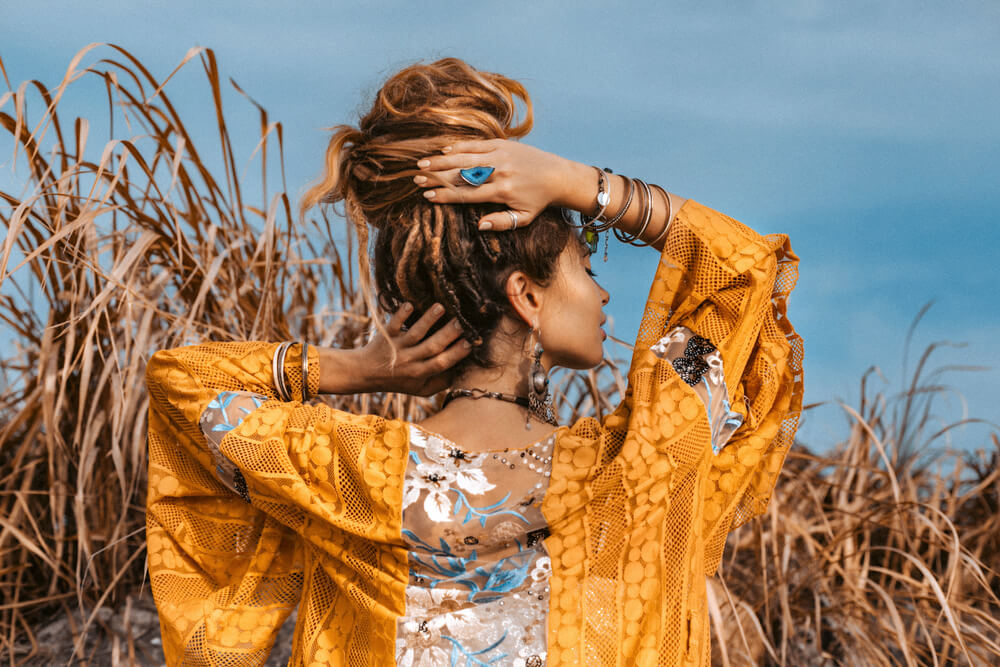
[0,45,997,665]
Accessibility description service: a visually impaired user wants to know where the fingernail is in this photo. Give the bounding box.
[462,340,472,349]
[417,159,430,168]
[413,175,427,184]
[432,303,444,314]
[479,221,493,231]
[402,302,412,312]
[452,319,462,330]
[441,146,452,154]
[424,190,436,199]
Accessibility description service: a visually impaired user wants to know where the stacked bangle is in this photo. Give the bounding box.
[272,341,312,402]
[564,164,674,252]
[272,341,294,401]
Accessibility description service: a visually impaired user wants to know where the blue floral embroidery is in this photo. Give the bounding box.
[443,631,508,666]
[205,391,266,433]
[404,530,537,603]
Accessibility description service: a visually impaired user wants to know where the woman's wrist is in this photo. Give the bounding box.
[318,346,373,394]
[551,158,602,213]
[552,158,686,249]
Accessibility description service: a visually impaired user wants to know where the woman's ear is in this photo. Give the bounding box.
[504,270,544,329]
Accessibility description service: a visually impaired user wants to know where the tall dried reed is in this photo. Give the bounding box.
[0,45,996,665]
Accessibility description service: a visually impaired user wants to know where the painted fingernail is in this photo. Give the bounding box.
[462,340,472,349]
[432,303,444,314]
[413,175,427,184]
[452,319,462,330]
[417,159,430,168]
[402,302,413,312]
[441,146,452,154]
[424,190,436,199]
[479,221,493,231]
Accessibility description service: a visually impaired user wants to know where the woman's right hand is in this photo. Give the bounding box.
[350,302,472,396]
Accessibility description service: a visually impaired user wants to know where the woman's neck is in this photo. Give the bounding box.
[418,344,558,450]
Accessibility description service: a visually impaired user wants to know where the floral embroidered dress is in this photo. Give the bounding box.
[145,200,803,666]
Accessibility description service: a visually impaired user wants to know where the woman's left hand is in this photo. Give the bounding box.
[413,139,575,231]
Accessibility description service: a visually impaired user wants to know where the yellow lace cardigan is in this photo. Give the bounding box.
[145,200,803,666]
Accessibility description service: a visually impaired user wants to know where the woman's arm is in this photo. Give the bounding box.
[413,138,685,249]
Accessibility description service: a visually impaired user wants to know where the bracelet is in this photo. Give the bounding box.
[272,341,295,401]
[644,184,673,247]
[603,175,636,228]
[300,341,310,401]
[567,166,614,231]
[585,166,612,224]
[614,178,654,246]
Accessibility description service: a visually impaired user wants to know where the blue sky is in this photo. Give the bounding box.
[3,0,998,453]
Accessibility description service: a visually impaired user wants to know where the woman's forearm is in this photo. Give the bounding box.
[554,158,687,252]
[318,346,372,394]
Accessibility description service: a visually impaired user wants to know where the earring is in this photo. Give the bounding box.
[526,328,557,429]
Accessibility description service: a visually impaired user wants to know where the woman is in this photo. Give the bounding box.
[145,58,802,666]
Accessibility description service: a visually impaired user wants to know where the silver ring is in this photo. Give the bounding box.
[508,211,518,230]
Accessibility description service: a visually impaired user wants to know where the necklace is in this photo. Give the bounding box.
[441,387,529,409]
[442,387,558,428]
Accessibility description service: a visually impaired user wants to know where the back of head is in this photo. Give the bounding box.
[301,58,582,371]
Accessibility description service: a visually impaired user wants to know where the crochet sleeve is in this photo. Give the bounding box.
[584,200,803,565]
[635,200,803,568]
[144,342,406,665]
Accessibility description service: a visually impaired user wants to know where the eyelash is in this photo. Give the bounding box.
[585,268,598,278]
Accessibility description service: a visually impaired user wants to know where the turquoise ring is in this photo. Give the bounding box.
[459,166,495,187]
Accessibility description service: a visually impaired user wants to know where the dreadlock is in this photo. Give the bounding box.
[300,57,584,373]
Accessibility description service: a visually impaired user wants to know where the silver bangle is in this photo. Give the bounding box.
[645,184,673,247]
[567,166,613,231]
[300,341,310,401]
[615,178,654,245]
[604,175,636,228]
[272,341,294,401]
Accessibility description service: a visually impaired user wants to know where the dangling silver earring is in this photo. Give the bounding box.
[526,328,557,429]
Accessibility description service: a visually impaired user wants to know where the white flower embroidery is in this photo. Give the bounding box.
[422,432,489,468]
[405,463,458,522]
[403,431,497,523]
[530,556,551,582]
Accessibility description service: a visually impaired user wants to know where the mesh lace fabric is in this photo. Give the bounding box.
[144,200,803,666]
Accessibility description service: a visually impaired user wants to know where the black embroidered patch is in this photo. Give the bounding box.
[526,527,550,548]
[672,356,709,386]
[233,469,251,504]
[684,334,717,357]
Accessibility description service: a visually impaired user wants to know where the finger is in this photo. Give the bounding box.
[442,139,498,155]
[385,302,413,335]
[413,337,473,376]
[478,209,533,232]
[414,167,480,188]
[417,153,497,173]
[400,303,445,344]
[422,182,504,204]
[410,317,464,359]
